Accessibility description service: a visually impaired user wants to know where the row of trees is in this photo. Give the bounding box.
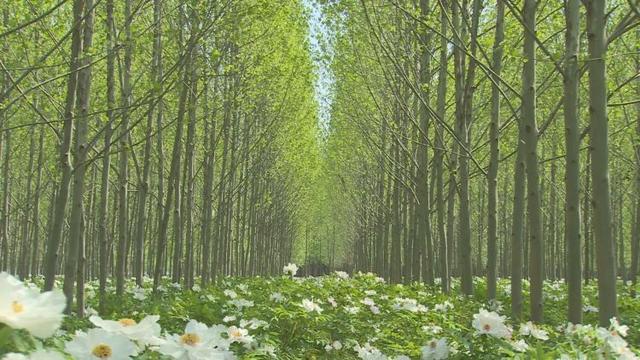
[0,0,322,313]
[321,0,640,326]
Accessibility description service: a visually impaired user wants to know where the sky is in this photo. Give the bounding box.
[303,0,335,137]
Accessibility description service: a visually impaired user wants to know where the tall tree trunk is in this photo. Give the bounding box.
[564,0,582,324]
[63,0,94,314]
[30,126,46,278]
[182,55,198,287]
[585,0,617,326]
[629,29,640,291]
[375,116,387,276]
[453,0,473,295]
[201,80,216,286]
[0,9,8,273]
[43,0,84,291]
[390,115,402,284]
[116,0,133,296]
[511,148,526,320]
[435,0,449,293]
[98,0,115,312]
[486,0,504,300]
[522,0,544,323]
[153,45,189,290]
[416,0,434,285]
[18,126,37,279]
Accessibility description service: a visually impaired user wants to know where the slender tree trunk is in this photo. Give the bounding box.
[390,115,402,284]
[201,80,216,286]
[30,126,46,278]
[521,0,543,322]
[564,0,582,324]
[452,0,473,295]
[98,0,115,312]
[133,0,163,283]
[585,0,617,325]
[0,128,8,272]
[375,116,387,276]
[416,0,434,285]
[584,155,591,283]
[511,148,526,320]
[486,0,504,300]
[435,0,449,293]
[153,45,189,290]
[0,9,8,273]
[182,55,198,287]
[43,0,84,291]
[64,0,94,314]
[629,29,640,290]
[18,126,37,279]
[116,0,133,296]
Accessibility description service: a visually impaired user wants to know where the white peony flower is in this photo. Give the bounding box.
[519,321,549,341]
[130,286,146,301]
[421,338,449,360]
[335,271,349,279]
[155,320,235,360]
[472,308,512,339]
[361,298,375,306]
[609,317,629,338]
[283,263,298,276]
[345,306,360,315]
[354,342,386,360]
[511,339,529,352]
[434,301,454,312]
[269,292,285,303]
[257,344,276,357]
[2,350,65,360]
[65,328,138,360]
[222,316,236,323]
[0,272,66,338]
[223,290,237,299]
[422,325,443,334]
[392,297,422,312]
[227,326,253,345]
[89,315,161,346]
[239,318,268,330]
[300,299,322,313]
[228,299,253,310]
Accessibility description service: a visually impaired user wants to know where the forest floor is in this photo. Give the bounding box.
[1,270,639,359]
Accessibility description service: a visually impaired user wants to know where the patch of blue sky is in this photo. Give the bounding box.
[303,0,335,138]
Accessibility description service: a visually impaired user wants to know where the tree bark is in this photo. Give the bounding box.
[487,0,504,300]
[564,0,582,324]
[43,0,84,291]
[585,0,617,326]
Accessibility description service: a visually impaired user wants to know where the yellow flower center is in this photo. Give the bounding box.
[118,318,137,326]
[180,333,201,346]
[91,344,113,359]
[483,324,491,332]
[11,301,24,314]
[230,329,243,338]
